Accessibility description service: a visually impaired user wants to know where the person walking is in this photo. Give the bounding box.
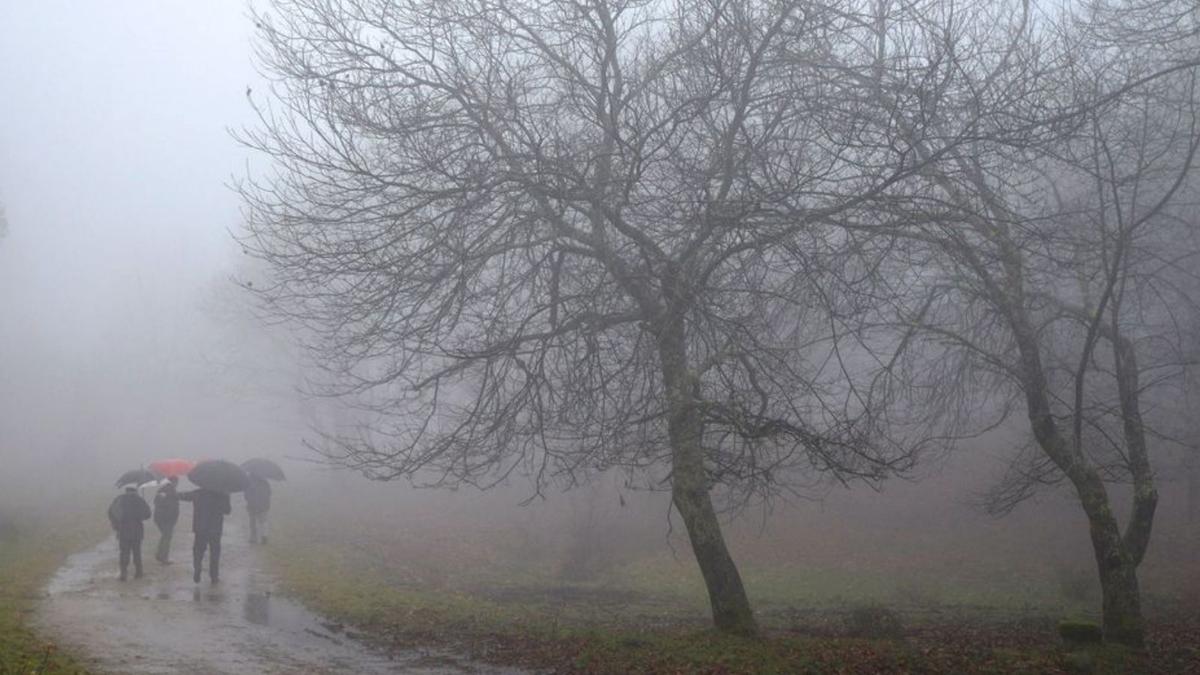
[244,474,271,545]
[152,476,180,563]
[178,487,231,584]
[106,486,151,581]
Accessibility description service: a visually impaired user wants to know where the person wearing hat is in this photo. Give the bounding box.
[107,486,152,581]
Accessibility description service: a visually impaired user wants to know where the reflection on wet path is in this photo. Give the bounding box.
[35,521,518,674]
[243,590,270,626]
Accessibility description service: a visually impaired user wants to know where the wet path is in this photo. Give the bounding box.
[35,522,515,674]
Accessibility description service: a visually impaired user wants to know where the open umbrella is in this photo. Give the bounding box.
[115,468,158,488]
[149,458,195,478]
[240,458,286,481]
[187,459,250,493]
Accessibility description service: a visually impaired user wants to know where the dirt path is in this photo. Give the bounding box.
[34,521,519,674]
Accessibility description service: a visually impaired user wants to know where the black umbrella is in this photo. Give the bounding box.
[115,468,159,488]
[240,458,286,481]
[187,459,250,493]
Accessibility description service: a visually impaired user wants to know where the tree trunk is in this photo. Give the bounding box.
[658,322,759,638]
[1009,304,1154,649]
[1076,472,1147,648]
[1096,554,1144,648]
[671,452,759,637]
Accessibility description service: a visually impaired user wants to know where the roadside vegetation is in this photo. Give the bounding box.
[0,494,106,675]
[264,489,1200,674]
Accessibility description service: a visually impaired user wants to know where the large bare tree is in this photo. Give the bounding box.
[236,0,1023,635]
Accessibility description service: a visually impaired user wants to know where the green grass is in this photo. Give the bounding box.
[561,631,1067,675]
[263,509,1127,674]
[263,537,1088,674]
[0,504,106,675]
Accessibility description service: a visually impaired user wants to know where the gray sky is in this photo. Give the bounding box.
[0,1,289,477]
[0,0,260,315]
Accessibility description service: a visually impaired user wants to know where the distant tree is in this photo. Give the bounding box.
[237,0,1035,635]
[858,0,1200,646]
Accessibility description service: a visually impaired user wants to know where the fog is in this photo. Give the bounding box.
[1,2,1198,670]
[1,0,1196,576]
[1,0,277,486]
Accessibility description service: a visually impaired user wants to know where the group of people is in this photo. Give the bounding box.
[106,474,273,583]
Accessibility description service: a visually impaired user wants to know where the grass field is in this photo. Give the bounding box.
[262,485,1199,674]
[0,498,106,675]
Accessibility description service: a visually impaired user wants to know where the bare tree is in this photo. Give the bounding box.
[856,0,1200,646]
[235,0,1028,635]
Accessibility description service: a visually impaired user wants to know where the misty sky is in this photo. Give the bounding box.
[0,0,260,328]
[0,1,292,473]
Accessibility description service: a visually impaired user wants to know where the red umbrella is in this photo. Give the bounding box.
[149,458,196,478]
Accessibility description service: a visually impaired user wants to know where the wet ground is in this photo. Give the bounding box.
[34,522,519,674]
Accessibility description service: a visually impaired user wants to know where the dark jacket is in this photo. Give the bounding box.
[179,488,231,535]
[107,491,151,541]
[244,476,272,515]
[153,482,180,527]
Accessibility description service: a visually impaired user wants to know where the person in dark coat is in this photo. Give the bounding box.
[107,486,151,581]
[152,476,180,564]
[178,488,231,584]
[244,475,271,545]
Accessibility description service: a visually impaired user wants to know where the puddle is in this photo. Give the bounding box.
[35,523,523,674]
